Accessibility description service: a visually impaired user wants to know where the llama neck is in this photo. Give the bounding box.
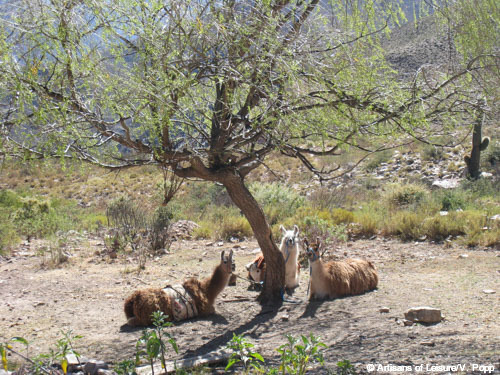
[201,266,230,305]
[281,242,298,263]
[310,259,326,279]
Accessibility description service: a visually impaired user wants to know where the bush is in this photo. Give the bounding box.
[421,145,444,161]
[384,183,428,210]
[423,215,465,241]
[218,216,252,240]
[363,149,393,171]
[437,190,467,211]
[12,197,68,240]
[383,211,424,241]
[331,208,355,224]
[353,211,381,237]
[147,206,173,251]
[249,182,304,224]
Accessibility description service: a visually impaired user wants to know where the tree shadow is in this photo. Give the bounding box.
[182,302,282,358]
[119,312,230,332]
[299,300,322,319]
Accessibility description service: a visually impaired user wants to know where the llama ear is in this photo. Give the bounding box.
[280,225,286,234]
[316,237,321,248]
[294,225,299,236]
[221,250,225,261]
[228,249,234,261]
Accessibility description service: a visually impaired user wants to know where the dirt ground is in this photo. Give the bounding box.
[1,235,499,374]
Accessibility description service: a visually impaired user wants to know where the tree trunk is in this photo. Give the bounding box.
[221,173,285,304]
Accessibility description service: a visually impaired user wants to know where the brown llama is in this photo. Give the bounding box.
[245,252,266,283]
[303,238,378,301]
[124,250,234,326]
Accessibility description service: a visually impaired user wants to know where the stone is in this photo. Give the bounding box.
[83,360,109,375]
[432,179,460,189]
[379,307,390,313]
[404,307,442,324]
[458,254,469,259]
[483,289,496,294]
[97,370,116,375]
[403,319,414,326]
[420,341,435,347]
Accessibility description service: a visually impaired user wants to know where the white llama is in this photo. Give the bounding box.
[279,225,301,290]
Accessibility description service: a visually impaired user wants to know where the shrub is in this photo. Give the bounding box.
[423,215,464,241]
[12,197,69,240]
[353,211,381,237]
[219,216,252,240]
[249,182,304,224]
[307,186,348,210]
[421,145,444,161]
[0,216,18,254]
[363,149,393,171]
[437,190,467,211]
[383,211,424,241]
[192,221,216,239]
[147,206,173,251]
[331,208,355,224]
[383,183,428,210]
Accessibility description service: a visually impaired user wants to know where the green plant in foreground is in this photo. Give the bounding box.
[336,359,357,375]
[136,311,178,375]
[115,359,138,375]
[277,334,327,375]
[225,333,264,373]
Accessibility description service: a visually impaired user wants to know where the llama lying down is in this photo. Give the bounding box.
[280,225,301,290]
[304,238,378,300]
[124,250,235,326]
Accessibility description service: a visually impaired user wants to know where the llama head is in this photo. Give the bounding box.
[246,261,263,282]
[220,249,235,274]
[303,237,321,263]
[279,225,300,249]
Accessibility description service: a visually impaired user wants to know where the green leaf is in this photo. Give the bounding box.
[251,352,265,362]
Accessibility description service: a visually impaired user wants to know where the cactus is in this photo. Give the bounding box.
[466,104,487,180]
[480,137,490,152]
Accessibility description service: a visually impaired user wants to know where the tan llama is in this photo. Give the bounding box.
[124,250,234,326]
[245,253,266,283]
[303,238,378,300]
[279,225,301,290]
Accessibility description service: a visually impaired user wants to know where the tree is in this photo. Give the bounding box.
[432,0,499,178]
[0,0,495,302]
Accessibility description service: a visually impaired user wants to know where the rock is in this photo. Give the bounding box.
[420,341,435,347]
[281,313,290,321]
[170,220,199,239]
[432,179,460,189]
[97,370,116,375]
[83,360,109,375]
[216,241,224,247]
[491,214,500,221]
[251,248,261,254]
[379,307,390,313]
[458,254,469,259]
[439,211,448,216]
[404,307,442,324]
[403,319,414,326]
[483,289,496,294]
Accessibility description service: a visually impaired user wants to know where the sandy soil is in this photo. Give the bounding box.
[1,236,499,374]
